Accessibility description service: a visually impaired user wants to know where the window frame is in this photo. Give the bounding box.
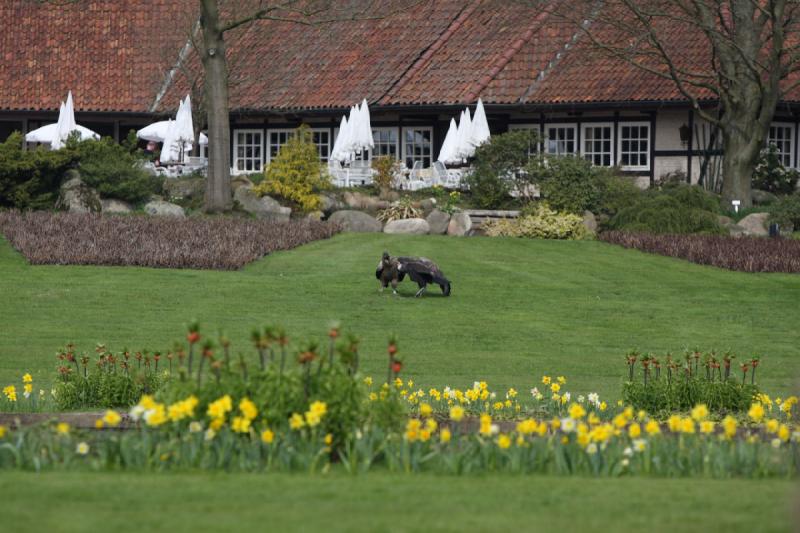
[232,128,264,175]
[508,123,541,156]
[402,126,434,169]
[617,121,651,171]
[767,122,794,168]
[544,123,579,156]
[580,122,614,167]
[266,127,332,164]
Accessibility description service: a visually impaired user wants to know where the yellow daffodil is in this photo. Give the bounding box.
[699,420,715,434]
[449,405,464,422]
[722,416,737,439]
[568,403,586,420]
[691,404,709,421]
[22,373,32,384]
[261,428,275,444]
[363,376,373,386]
[239,397,258,421]
[748,403,765,423]
[628,423,641,438]
[497,434,512,449]
[231,416,251,433]
[479,413,493,436]
[645,420,661,435]
[289,413,305,430]
[419,403,432,418]
[440,428,451,443]
[56,422,70,435]
[541,375,551,385]
[102,410,121,427]
[0,425,6,438]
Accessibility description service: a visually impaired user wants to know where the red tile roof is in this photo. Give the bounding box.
[3,0,800,114]
[0,0,196,113]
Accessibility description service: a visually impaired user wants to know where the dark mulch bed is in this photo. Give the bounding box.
[599,231,800,273]
[0,211,340,270]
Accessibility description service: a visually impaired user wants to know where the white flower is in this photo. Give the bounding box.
[530,387,540,398]
[563,392,571,402]
[472,382,481,391]
[560,418,576,433]
[490,424,499,435]
[771,438,781,449]
[39,389,45,398]
[490,392,496,400]
[204,429,216,441]
[588,393,599,405]
[188,421,203,433]
[586,443,598,455]
[75,442,90,455]
[23,391,30,399]
[129,404,145,421]
[633,439,647,452]
[50,388,57,398]
[792,431,800,443]
[621,458,630,467]
[623,446,633,457]
[577,395,585,403]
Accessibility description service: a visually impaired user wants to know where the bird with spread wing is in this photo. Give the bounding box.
[375,251,451,297]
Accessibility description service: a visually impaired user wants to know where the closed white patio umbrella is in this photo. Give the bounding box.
[454,108,473,160]
[26,91,99,148]
[160,95,196,163]
[437,118,459,164]
[331,115,351,163]
[470,98,491,149]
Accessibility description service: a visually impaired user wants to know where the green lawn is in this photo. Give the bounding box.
[0,472,793,532]
[1,233,798,399]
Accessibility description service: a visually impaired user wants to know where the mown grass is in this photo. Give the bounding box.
[0,472,793,533]
[1,233,798,400]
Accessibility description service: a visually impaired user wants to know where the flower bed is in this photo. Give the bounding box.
[0,325,797,478]
[0,211,339,270]
[599,231,800,273]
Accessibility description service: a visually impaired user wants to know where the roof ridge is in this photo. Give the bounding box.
[150,18,201,113]
[519,2,600,104]
[463,8,551,103]
[377,0,482,105]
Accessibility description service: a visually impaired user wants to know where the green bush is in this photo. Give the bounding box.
[769,193,800,230]
[595,173,642,219]
[483,203,589,240]
[70,136,162,203]
[255,125,330,212]
[467,129,537,208]
[654,183,720,213]
[608,191,724,234]
[528,155,604,214]
[0,132,77,209]
[753,144,800,194]
[622,379,758,414]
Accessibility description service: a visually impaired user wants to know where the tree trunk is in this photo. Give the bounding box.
[200,0,232,212]
[719,128,758,209]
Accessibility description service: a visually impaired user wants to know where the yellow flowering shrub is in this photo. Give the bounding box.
[254,125,330,213]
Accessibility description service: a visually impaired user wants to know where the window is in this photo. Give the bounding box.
[508,124,540,155]
[618,122,650,170]
[403,127,433,168]
[545,124,578,155]
[372,127,399,159]
[233,129,263,173]
[268,128,331,163]
[767,123,794,167]
[581,123,613,166]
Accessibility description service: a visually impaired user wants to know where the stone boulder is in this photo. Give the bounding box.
[162,177,205,200]
[343,191,381,212]
[582,210,598,233]
[56,172,101,213]
[727,223,748,237]
[234,186,291,222]
[419,198,437,215]
[737,212,770,237]
[752,189,778,206]
[319,192,344,215]
[144,200,185,217]
[426,209,451,235]
[383,218,430,235]
[230,175,254,191]
[328,210,382,232]
[717,215,734,226]
[447,211,472,236]
[100,199,133,214]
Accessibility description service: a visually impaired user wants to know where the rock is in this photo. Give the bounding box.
[582,210,598,233]
[162,177,205,200]
[385,190,400,202]
[447,211,472,236]
[56,172,101,213]
[305,211,324,221]
[420,198,437,214]
[100,199,133,214]
[717,215,734,226]
[319,192,344,215]
[737,212,770,236]
[234,186,291,222]
[328,210,382,232]
[752,189,778,206]
[144,200,185,217]
[383,218,430,235]
[343,191,381,212]
[426,209,451,235]
[230,175,254,191]
[727,223,748,237]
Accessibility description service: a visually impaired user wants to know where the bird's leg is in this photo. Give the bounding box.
[391,279,399,296]
[414,284,427,298]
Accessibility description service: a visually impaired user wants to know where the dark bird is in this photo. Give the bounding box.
[375,251,451,297]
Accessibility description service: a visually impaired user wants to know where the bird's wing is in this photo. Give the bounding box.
[397,257,438,284]
[375,260,384,280]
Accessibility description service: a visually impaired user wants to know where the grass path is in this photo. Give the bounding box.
[0,472,793,532]
[1,233,798,398]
